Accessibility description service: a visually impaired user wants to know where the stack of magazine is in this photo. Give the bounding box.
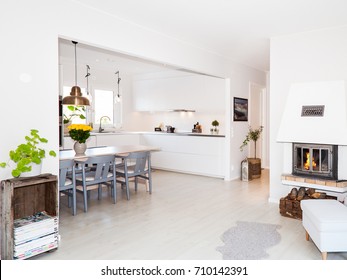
[14,211,59,260]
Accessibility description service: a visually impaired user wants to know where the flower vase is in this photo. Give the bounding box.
[74,141,87,156]
[20,162,42,177]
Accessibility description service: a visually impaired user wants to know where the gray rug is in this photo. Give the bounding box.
[216,221,281,260]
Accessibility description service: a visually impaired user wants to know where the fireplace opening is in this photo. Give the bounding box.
[293,143,338,180]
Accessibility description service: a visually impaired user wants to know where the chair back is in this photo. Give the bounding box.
[59,159,75,189]
[126,151,150,176]
[77,155,116,183]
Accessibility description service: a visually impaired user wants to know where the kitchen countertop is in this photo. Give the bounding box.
[65,131,225,137]
[142,131,225,137]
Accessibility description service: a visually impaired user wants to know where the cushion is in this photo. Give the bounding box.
[301,199,347,232]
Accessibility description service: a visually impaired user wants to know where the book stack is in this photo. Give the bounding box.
[13,211,59,260]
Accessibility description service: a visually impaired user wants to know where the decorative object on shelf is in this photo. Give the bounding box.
[115,70,122,103]
[240,126,263,158]
[192,122,202,133]
[62,41,90,106]
[67,124,92,155]
[233,97,248,121]
[211,120,220,134]
[0,129,56,177]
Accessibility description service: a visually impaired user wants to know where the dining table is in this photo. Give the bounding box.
[59,145,161,160]
[59,145,161,192]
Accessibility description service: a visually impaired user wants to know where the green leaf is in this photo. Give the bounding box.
[12,169,21,177]
[0,162,6,168]
[49,150,57,157]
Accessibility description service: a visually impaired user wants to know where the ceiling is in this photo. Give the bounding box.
[59,38,175,75]
[66,0,347,72]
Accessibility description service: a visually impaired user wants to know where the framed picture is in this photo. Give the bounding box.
[233,97,248,121]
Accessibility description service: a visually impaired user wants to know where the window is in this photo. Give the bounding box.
[62,86,122,129]
[94,89,122,128]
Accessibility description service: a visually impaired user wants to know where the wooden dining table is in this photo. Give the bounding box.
[59,145,161,160]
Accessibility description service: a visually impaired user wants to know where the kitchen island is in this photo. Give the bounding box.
[62,131,226,178]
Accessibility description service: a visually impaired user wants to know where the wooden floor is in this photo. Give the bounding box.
[33,169,347,260]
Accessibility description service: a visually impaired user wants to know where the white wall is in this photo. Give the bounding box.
[269,25,347,202]
[0,0,266,181]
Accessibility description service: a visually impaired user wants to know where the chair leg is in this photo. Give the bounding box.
[72,187,77,216]
[125,174,130,200]
[148,170,152,194]
[112,180,116,204]
[148,177,152,194]
[322,252,328,260]
[83,183,88,212]
[98,184,102,200]
[135,177,138,192]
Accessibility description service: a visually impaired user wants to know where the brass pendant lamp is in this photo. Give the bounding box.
[62,41,90,106]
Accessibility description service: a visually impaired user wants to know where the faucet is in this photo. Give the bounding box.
[99,116,111,132]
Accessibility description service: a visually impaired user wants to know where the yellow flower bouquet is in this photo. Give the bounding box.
[68,124,93,143]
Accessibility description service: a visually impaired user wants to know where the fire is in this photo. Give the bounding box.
[304,152,316,170]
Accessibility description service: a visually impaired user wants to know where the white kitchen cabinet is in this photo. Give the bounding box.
[63,135,97,150]
[133,73,225,113]
[140,133,225,178]
[96,133,140,146]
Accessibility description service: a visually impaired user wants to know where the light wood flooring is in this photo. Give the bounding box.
[33,169,347,260]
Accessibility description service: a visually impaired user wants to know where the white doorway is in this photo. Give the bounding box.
[249,83,266,166]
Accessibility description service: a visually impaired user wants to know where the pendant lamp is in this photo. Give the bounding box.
[62,41,90,106]
[115,71,121,103]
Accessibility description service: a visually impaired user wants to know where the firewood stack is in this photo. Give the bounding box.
[279,187,336,220]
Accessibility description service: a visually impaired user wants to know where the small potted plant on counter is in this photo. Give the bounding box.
[210,120,219,134]
[0,129,56,177]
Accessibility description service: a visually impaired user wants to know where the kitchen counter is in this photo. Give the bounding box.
[87,131,225,137]
[142,131,225,137]
[63,130,226,178]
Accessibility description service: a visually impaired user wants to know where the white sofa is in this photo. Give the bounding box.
[301,199,347,260]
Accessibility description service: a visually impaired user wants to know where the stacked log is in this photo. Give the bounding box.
[279,187,336,220]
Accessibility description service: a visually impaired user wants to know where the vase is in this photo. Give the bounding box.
[20,162,42,177]
[74,142,87,156]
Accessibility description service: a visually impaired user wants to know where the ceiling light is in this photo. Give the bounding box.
[62,41,90,106]
[115,70,121,103]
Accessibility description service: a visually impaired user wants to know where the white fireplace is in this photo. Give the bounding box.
[277,80,347,197]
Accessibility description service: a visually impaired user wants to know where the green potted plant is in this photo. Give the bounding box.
[240,126,263,180]
[211,120,220,134]
[67,124,93,155]
[0,129,56,177]
[63,105,86,134]
[63,105,86,124]
[240,126,263,159]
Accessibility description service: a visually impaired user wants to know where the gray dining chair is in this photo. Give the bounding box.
[74,154,116,212]
[59,159,77,216]
[115,151,152,200]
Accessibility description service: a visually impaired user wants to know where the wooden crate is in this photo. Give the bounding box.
[1,174,58,260]
[279,193,337,220]
[248,158,261,179]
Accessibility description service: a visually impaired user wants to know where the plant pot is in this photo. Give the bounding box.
[248,158,261,179]
[20,162,42,177]
[74,141,87,156]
